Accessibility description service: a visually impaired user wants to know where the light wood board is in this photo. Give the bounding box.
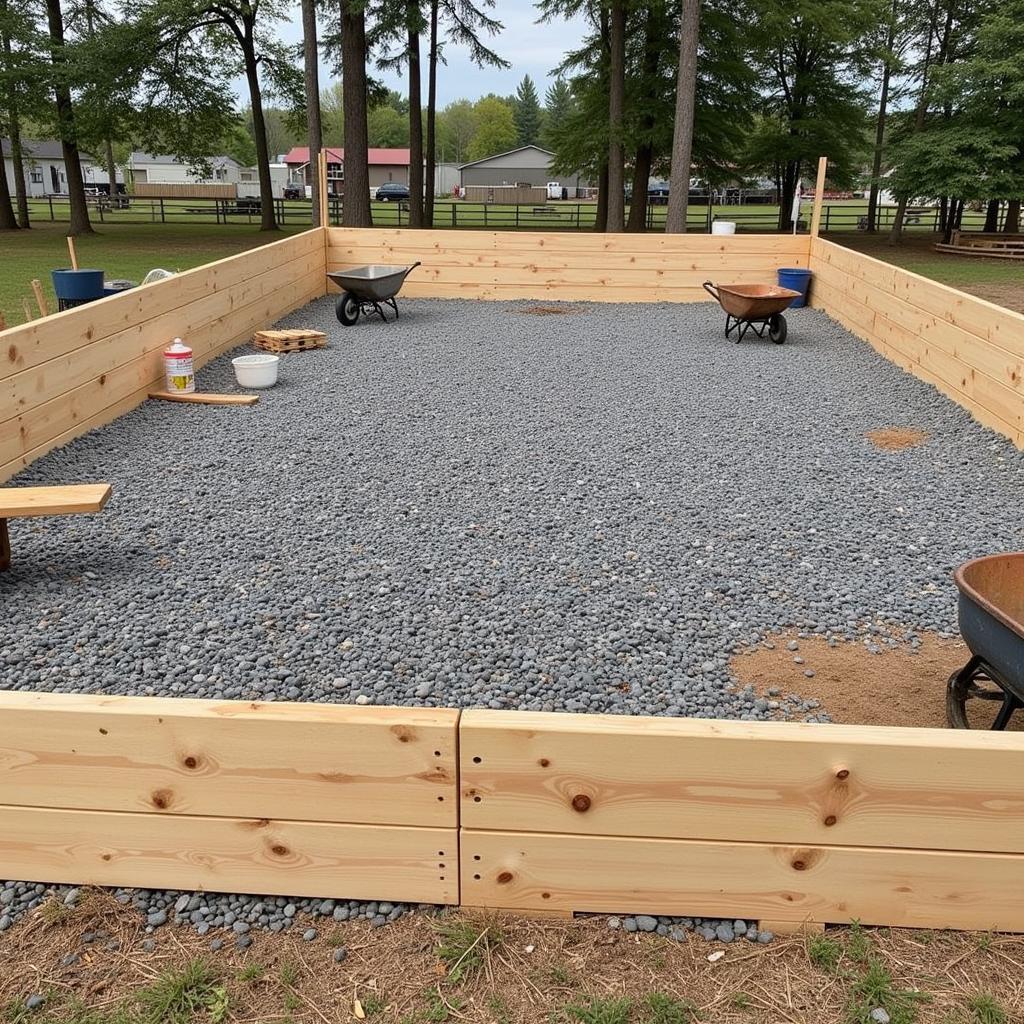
[459,711,1024,853]
[0,484,111,518]
[461,829,1024,931]
[0,804,456,904]
[148,391,260,406]
[0,692,458,827]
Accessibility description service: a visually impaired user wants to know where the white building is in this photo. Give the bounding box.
[128,152,243,186]
[2,138,123,197]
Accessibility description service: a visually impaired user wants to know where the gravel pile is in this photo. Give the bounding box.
[3,295,1023,937]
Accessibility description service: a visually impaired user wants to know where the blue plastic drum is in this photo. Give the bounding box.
[777,267,813,308]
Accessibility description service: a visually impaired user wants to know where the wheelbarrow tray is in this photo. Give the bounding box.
[955,552,1024,700]
[327,264,416,302]
[711,283,801,319]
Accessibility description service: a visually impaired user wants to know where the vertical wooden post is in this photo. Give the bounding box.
[318,150,329,228]
[31,279,48,317]
[0,519,9,572]
[809,156,828,238]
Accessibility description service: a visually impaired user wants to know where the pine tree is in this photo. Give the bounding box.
[541,77,572,149]
[513,73,541,147]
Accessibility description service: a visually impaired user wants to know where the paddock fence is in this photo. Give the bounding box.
[0,228,326,484]
[809,237,1024,448]
[0,693,1022,932]
[325,227,812,304]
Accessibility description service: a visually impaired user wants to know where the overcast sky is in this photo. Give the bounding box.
[267,1,592,108]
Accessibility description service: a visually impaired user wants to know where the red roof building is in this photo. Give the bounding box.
[283,147,411,193]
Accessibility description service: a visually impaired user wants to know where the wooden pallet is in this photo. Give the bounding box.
[253,328,328,353]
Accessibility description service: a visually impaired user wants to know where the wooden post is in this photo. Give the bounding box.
[318,150,329,228]
[0,311,6,332]
[22,297,33,322]
[809,156,828,238]
[31,279,48,318]
[0,519,9,572]
[67,236,79,271]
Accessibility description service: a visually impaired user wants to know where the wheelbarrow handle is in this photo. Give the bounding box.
[702,280,720,302]
[406,261,422,274]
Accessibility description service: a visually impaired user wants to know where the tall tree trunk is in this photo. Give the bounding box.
[939,196,948,234]
[423,0,438,226]
[0,0,27,226]
[341,0,371,227]
[45,0,92,234]
[889,0,941,244]
[407,9,423,228]
[866,2,895,233]
[605,0,625,233]
[242,33,278,231]
[778,160,800,231]
[301,0,322,226]
[626,143,652,232]
[594,161,608,232]
[666,0,699,233]
[1004,198,1020,234]
[0,148,17,229]
[104,139,117,201]
[983,198,1000,232]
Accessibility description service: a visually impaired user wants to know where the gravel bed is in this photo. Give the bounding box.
[3,295,1023,937]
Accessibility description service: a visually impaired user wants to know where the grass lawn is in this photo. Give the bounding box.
[0,221,308,327]
[830,232,1024,313]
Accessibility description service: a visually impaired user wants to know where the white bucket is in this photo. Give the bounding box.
[232,353,280,389]
[711,221,737,235]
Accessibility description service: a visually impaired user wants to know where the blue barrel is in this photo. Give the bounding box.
[777,267,812,308]
[52,268,105,302]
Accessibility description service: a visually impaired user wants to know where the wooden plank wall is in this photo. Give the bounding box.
[0,692,458,903]
[810,237,1024,447]
[459,711,1024,931]
[0,229,325,483]
[326,227,811,303]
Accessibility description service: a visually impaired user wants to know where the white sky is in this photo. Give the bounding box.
[264,1,591,107]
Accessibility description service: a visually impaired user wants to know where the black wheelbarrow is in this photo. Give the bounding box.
[327,262,421,326]
[702,281,801,344]
[947,553,1024,729]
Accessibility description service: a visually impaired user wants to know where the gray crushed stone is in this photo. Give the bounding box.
[2,295,1023,941]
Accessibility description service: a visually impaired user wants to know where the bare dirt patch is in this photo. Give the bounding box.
[731,631,976,729]
[1,892,1022,1023]
[515,304,581,316]
[866,426,930,451]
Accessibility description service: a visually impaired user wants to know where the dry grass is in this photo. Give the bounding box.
[0,893,1021,1023]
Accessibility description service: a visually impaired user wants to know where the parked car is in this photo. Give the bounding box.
[647,182,670,205]
[375,182,410,202]
[283,185,304,200]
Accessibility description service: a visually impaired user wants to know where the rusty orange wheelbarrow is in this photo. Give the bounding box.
[702,281,801,344]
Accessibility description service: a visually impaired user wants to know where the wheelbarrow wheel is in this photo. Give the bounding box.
[336,292,360,327]
[946,657,1020,729]
[768,313,787,344]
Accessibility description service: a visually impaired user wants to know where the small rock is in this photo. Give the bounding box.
[636,915,658,932]
[757,931,774,944]
[333,947,348,963]
[715,923,735,943]
[786,640,799,652]
[869,1010,891,1024]
[25,994,45,1011]
[142,939,156,953]
[235,934,253,950]
[210,938,224,952]
[303,928,317,941]
[607,917,621,930]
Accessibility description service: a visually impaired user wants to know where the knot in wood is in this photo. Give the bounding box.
[496,871,514,885]
[571,794,592,813]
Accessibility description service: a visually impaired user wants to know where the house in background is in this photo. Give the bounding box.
[284,147,412,194]
[2,138,124,197]
[127,152,244,187]
[459,145,587,194]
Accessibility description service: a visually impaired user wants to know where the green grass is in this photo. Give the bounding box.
[966,993,1008,1024]
[434,918,502,984]
[645,992,701,1022]
[845,959,928,1024]
[808,933,844,972]
[559,997,633,1024]
[0,220,308,327]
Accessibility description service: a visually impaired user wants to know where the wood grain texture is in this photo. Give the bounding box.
[0,804,456,904]
[810,238,1024,447]
[461,830,1024,931]
[147,392,260,406]
[326,228,811,303]
[0,692,458,827]
[0,484,111,518]
[459,711,1024,854]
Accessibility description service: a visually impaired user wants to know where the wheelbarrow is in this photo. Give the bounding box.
[947,552,1024,729]
[702,281,801,344]
[327,262,421,326]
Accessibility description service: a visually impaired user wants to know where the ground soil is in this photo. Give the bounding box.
[866,427,930,451]
[1,893,1021,1024]
[515,304,582,315]
[732,631,1024,731]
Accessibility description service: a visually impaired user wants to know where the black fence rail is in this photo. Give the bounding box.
[22,194,1000,234]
